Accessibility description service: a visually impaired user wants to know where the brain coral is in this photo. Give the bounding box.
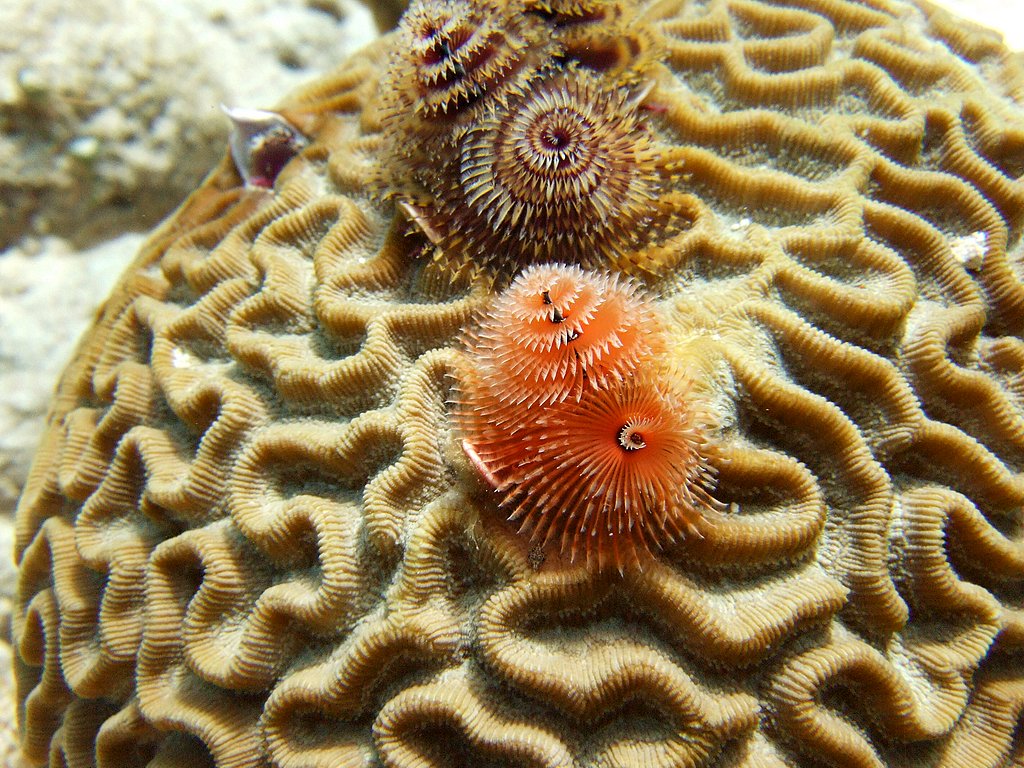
[12,0,1024,766]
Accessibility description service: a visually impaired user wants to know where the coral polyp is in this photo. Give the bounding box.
[376,0,663,281]
[468,263,662,407]
[508,372,719,570]
[399,67,659,277]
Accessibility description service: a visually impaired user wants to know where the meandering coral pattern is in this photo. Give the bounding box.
[12,0,1024,766]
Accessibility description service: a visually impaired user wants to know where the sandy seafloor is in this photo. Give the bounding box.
[0,0,1021,765]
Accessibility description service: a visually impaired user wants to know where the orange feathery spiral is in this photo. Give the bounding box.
[468,264,663,408]
[454,263,662,492]
[506,372,719,571]
[454,361,546,489]
[454,264,719,571]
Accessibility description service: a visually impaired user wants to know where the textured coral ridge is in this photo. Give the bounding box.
[12,1,1024,768]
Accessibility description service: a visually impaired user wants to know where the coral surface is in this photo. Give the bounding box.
[13,0,1024,767]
